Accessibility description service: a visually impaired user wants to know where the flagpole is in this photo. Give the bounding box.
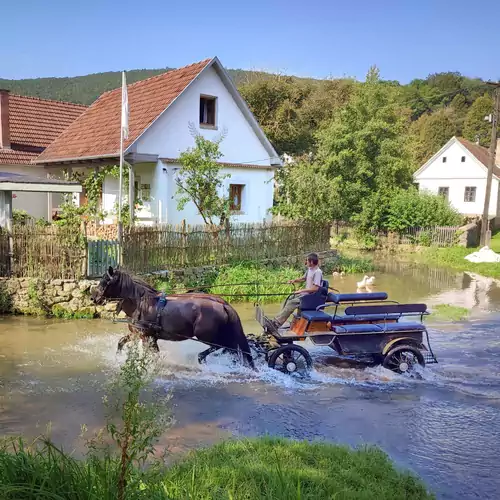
[117,71,128,264]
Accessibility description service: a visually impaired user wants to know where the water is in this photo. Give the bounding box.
[1,261,500,499]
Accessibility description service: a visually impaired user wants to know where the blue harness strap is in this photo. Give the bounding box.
[156,293,167,325]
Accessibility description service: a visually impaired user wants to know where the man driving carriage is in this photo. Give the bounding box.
[265,253,323,333]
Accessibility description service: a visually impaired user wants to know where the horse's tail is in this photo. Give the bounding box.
[222,304,255,370]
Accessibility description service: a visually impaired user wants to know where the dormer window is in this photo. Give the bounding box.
[200,96,216,127]
[442,157,447,163]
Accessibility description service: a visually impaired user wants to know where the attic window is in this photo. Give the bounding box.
[461,156,466,162]
[200,96,216,127]
[442,157,447,163]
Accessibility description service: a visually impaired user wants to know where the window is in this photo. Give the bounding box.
[461,156,466,162]
[464,186,476,203]
[229,184,244,211]
[134,177,151,201]
[442,157,447,163]
[200,96,216,126]
[438,187,449,200]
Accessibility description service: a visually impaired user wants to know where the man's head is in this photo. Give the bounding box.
[306,253,319,268]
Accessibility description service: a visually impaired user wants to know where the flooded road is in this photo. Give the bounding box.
[1,261,500,499]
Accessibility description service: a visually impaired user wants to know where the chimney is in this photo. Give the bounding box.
[0,89,10,149]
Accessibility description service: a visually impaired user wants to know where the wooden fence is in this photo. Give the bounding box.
[122,221,332,274]
[330,221,460,248]
[0,225,86,279]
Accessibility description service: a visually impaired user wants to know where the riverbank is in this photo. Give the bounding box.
[0,437,432,499]
[409,233,500,280]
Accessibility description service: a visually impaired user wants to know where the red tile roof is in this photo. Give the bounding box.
[457,137,500,178]
[36,59,213,164]
[0,95,86,165]
[9,95,86,148]
[0,148,39,165]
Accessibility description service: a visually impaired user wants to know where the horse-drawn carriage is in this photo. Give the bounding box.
[253,280,438,376]
[93,268,437,378]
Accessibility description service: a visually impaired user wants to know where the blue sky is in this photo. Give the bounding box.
[2,0,499,83]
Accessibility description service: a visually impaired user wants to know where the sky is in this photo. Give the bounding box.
[2,0,499,83]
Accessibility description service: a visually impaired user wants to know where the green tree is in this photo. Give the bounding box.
[463,94,493,146]
[176,133,230,230]
[238,76,313,154]
[271,156,339,221]
[309,69,413,221]
[409,108,459,166]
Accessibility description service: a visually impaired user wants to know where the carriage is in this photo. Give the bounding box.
[253,280,438,376]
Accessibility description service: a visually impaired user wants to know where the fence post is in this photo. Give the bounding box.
[81,221,88,278]
[117,221,123,267]
[181,219,187,266]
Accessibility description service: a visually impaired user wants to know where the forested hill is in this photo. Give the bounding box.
[0,68,279,105]
[1,66,493,167]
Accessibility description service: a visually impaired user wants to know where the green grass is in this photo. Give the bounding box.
[0,437,433,500]
[488,231,500,252]
[417,246,500,279]
[432,304,470,321]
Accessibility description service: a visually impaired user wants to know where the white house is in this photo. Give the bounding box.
[0,90,86,220]
[414,136,500,226]
[34,57,281,225]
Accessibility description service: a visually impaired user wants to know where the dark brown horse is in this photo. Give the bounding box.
[91,267,255,369]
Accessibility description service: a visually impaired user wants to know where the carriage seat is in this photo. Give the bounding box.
[332,321,425,334]
[330,313,401,324]
[298,279,329,313]
[325,292,388,304]
[300,310,332,322]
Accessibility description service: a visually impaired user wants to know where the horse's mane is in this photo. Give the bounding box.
[115,269,158,296]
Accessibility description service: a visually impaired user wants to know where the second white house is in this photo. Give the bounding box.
[414,136,500,226]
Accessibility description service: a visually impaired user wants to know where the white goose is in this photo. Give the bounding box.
[357,275,369,288]
[366,276,376,286]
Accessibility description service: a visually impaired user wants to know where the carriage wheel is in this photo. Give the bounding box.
[268,345,312,376]
[382,345,425,375]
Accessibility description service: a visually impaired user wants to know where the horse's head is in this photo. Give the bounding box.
[91,266,121,305]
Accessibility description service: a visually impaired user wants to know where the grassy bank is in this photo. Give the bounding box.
[0,437,432,500]
[432,304,470,321]
[416,245,500,280]
[155,255,374,303]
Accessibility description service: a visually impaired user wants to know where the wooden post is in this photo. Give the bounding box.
[81,221,88,278]
[127,162,135,226]
[480,83,500,246]
[117,221,123,267]
[181,219,187,266]
[4,191,13,276]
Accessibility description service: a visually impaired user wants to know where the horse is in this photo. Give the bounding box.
[91,267,255,369]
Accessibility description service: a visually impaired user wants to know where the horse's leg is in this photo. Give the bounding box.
[117,333,132,353]
[141,334,160,353]
[198,345,220,364]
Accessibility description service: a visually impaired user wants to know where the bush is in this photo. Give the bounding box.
[354,188,462,234]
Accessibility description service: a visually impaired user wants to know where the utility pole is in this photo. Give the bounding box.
[480,82,500,247]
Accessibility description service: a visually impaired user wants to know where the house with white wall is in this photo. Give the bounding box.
[414,136,500,226]
[34,57,281,225]
[0,90,86,220]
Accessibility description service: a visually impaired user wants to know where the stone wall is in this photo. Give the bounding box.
[0,277,119,319]
[0,250,338,318]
